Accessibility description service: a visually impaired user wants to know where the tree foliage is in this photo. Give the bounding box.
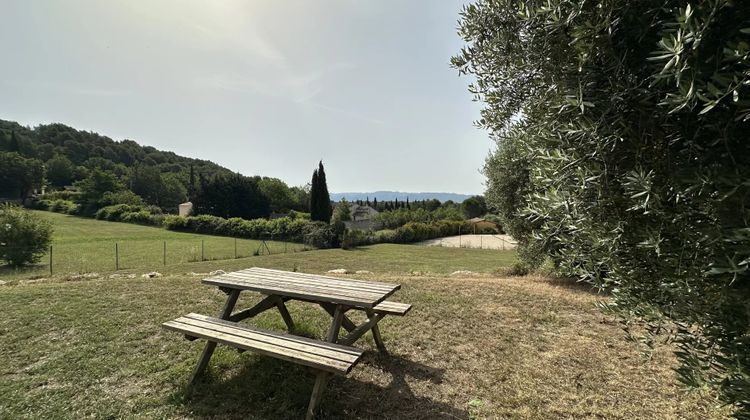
[454,0,750,414]
[46,154,75,187]
[0,152,45,199]
[461,195,488,219]
[333,198,352,222]
[74,169,124,215]
[194,174,270,220]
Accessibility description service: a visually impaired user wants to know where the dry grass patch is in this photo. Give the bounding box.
[0,272,729,419]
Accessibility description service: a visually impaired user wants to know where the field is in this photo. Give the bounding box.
[0,215,730,418]
[0,211,305,280]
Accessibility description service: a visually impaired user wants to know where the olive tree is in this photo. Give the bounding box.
[453,0,750,414]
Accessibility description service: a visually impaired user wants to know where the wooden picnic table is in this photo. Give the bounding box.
[202,267,404,348]
[164,267,411,419]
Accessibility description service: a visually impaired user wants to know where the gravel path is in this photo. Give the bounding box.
[416,234,517,250]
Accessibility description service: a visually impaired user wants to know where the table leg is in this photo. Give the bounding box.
[189,289,240,384]
[275,297,295,332]
[365,309,387,354]
[306,304,344,419]
[319,302,357,332]
[326,304,345,343]
[229,294,286,322]
[306,371,330,420]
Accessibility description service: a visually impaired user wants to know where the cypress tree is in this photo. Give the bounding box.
[310,169,320,221]
[373,197,378,210]
[316,161,332,223]
[406,197,410,209]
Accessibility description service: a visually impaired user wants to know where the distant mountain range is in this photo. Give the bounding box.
[330,191,473,203]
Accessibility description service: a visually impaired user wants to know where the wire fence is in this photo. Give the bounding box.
[2,236,309,277]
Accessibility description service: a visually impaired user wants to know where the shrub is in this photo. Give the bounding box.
[387,220,472,244]
[48,199,79,215]
[163,214,319,243]
[341,229,375,249]
[506,261,530,276]
[120,210,160,226]
[95,204,141,221]
[288,210,311,220]
[163,215,190,230]
[0,204,53,266]
[100,190,145,207]
[302,221,340,249]
[41,190,80,201]
[28,199,50,211]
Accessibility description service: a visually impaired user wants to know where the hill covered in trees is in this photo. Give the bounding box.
[0,119,309,215]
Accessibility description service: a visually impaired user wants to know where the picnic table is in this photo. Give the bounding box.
[163,267,411,419]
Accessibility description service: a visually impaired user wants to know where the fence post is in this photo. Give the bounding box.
[115,242,119,270]
[201,240,204,261]
[49,245,53,275]
[163,241,166,266]
[234,238,237,259]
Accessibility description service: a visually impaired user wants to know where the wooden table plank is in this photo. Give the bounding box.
[246,268,398,292]
[215,273,388,301]
[203,267,400,308]
[163,319,358,374]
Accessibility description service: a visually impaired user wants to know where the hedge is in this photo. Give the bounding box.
[32,199,79,215]
[164,214,312,241]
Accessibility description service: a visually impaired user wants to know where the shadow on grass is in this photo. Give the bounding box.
[173,351,465,419]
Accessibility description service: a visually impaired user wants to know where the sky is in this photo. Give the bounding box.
[0,0,491,194]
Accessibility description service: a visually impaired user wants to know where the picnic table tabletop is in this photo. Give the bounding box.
[202,267,400,308]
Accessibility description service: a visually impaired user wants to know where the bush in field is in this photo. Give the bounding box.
[342,229,375,249]
[164,214,318,243]
[375,207,465,230]
[100,190,145,207]
[120,210,161,226]
[0,205,53,266]
[95,204,141,221]
[302,221,341,249]
[48,199,79,215]
[40,190,80,201]
[389,220,472,244]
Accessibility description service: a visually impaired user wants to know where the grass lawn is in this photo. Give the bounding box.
[0,214,729,418]
[1,211,518,282]
[0,211,304,280]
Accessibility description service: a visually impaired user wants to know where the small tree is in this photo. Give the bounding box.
[0,205,53,266]
[461,195,487,219]
[334,198,352,222]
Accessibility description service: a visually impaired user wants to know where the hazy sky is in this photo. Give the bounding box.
[0,1,491,194]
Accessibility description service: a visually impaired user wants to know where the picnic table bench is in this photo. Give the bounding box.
[162,267,411,419]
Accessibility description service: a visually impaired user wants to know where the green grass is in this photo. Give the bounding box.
[0,212,728,418]
[0,271,728,418]
[1,211,517,281]
[0,211,305,280]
